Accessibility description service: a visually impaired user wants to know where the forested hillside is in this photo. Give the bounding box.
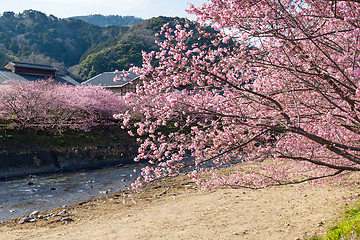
[78,16,219,79]
[0,10,213,81]
[0,10,128,77]
[78,16,180,79]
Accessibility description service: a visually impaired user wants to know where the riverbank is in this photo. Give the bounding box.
[0,125,138,179]
[0,165,358,240]
[0,145,137,179]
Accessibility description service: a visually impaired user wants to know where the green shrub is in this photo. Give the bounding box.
[311,205,360,240]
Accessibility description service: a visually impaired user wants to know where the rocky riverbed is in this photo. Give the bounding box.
[0,162,144,222]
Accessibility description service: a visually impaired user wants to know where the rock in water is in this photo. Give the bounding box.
[29,210,39,218]
[62,217,73,222]
[58,210,67,215]
[19,217,30,224]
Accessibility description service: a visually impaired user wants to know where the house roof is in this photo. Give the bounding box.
[6,61,59,72]
[82,71,140,88]
[0,69,79,86]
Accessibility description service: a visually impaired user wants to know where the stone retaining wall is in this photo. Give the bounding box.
[0,144,137,179]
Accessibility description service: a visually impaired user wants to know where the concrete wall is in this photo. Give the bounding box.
[0,144,137,179]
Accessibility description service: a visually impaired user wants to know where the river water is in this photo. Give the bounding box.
[0,162,145,221]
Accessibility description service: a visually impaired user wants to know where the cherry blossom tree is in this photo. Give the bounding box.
[116,0,360,190]
[0,80,127,131]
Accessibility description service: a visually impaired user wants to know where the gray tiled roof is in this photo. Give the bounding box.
[82,71,139,87]
[0,69,79,86]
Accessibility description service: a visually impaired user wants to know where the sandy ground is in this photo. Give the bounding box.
[0,169,359,240]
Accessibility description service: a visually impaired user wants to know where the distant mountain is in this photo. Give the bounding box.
[78,16,175,79]
[78,16,217,80]
[69,14,144,27]
[0,10,217,82]
[0,10,128,79]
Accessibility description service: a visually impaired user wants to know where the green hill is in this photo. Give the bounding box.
[78,16,177,79]
[78,16,220,80]
[0,10,128,79]
[0,10,216,82]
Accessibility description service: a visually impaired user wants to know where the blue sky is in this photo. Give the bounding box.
[0,0,208,19]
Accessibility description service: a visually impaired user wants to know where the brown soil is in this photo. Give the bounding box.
[0,166,359,240]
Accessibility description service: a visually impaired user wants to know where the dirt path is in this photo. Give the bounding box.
[0,173,358,240]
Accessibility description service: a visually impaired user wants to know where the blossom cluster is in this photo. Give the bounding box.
[119,0,360,189]
[0,80,127,131]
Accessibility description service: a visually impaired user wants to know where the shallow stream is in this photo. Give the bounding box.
[0,162,144,221]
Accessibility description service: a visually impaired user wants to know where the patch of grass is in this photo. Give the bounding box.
[310,205,360,240]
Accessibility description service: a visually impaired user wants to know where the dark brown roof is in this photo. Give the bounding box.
[5,62,58,72]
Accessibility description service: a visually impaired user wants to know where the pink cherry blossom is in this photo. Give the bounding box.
[0,80,128,131]
[119,0,360,190]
